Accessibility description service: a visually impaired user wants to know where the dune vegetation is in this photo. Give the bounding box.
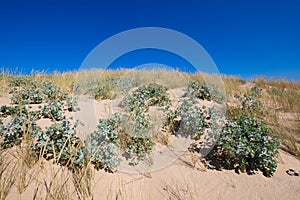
[0,69,299,199]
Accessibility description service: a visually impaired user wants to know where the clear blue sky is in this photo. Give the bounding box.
[0,0,299,80]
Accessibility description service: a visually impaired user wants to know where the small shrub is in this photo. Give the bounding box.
[213,113,280,177]
[86,116,120,172]
[185,81,225,103]
[185,81,211,101]
[241,94,262,114]
[120,82,170,116]
[119,83,171,163]
[0,115,42,149]
[66,97,80,112]
[41,99,65,121]
[32,119,83,168]
[42,81,67,101]
[0,105,22,118]
[167,100,208,140]
[9,77,43,104]
[126,137,154,166]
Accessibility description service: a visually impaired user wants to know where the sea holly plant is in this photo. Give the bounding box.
[123,114,155,165]
[185,81,211,101]
[189,106,225,154]
[118,83,171,164]
[32,118,84,168]
[9,77,43,104]
[41,99,65,121]
[184,81,225,103]
[120,82,171,115]
[0,105,23,118]
[213,113,280,177]
[0,115,43,149]
[66,97,80,112]
[85,116,121,172]
[241,94,262,114]
[125,135,155,165]
[0,105,43,122]
[175,100,208,140]
[42,81,67,101]
[7,78,79,119]
[163,95,210,141]
[118,82,213,165]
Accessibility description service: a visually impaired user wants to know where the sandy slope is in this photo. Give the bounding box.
[1,96,300,200]
[6,150,300,200]
[90,150,300,200]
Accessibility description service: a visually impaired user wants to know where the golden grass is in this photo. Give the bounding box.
[0,149,17,200]
[248,77,300,156]
[0,140,95,199]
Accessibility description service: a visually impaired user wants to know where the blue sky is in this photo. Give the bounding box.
[0,0,299,80]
